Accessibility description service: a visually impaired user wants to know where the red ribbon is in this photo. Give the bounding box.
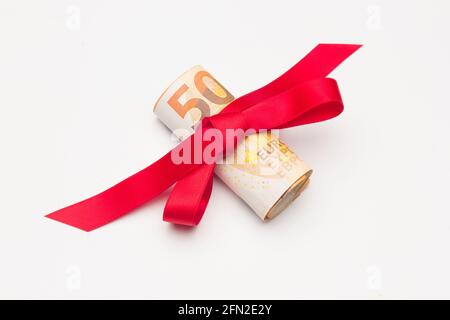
[46,44,361,231]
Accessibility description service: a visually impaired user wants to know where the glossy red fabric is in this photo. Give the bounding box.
[46,44,361,231]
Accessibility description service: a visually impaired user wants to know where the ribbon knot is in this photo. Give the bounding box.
[203,111,249,157]
[46,44,361,231]
[206,111,249,134]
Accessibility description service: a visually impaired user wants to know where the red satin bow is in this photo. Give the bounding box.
[46,44,361,231]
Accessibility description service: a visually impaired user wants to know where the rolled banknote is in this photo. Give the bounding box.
[154,65,312,220]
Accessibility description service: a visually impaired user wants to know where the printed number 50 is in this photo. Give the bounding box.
[168,70,233,120]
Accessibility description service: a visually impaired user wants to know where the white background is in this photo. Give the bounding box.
[1,0,449,299]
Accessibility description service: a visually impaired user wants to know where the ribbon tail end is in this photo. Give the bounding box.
[317,43,363,49]
[45,211,96,232]
[346,44,363,53]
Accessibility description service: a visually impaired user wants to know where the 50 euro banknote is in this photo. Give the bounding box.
[154,65,312,220]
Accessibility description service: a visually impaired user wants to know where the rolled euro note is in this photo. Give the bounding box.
[154,65,312,220]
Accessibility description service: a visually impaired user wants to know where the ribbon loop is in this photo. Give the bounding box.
[242,78,343,130]
[163,164,215,226]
